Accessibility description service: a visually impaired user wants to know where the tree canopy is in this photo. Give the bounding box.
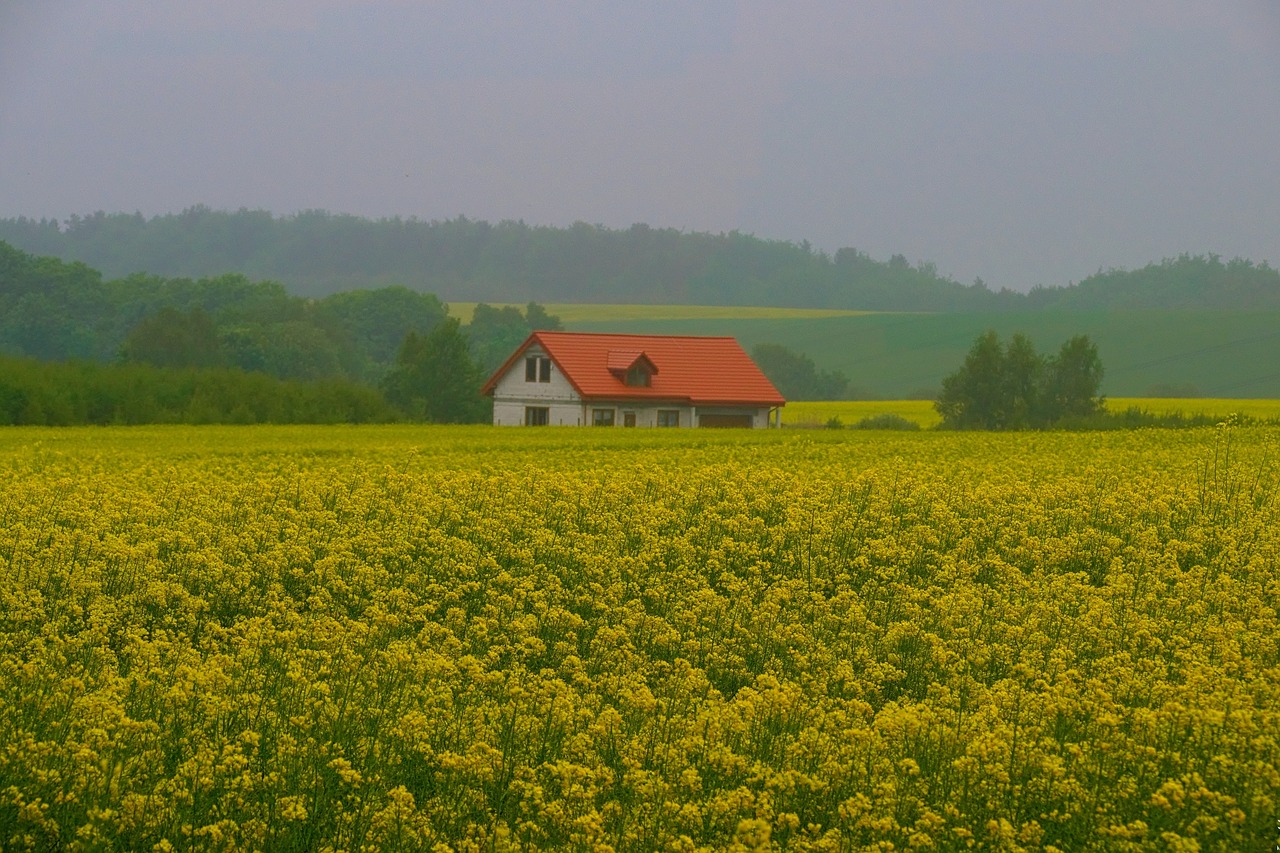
[382,318,490,423]
[935,332,1104,429]
[751,343,849,401]
[0,240,562,423]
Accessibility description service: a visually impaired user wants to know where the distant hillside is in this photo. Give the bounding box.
[1028,254,1280,310]
[5,236,1279,398]
[0,208,1010,311]
[570,311,1280,399]
[2,208,1276,311]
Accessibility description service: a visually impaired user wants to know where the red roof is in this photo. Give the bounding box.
[605,349,654,373]
[482,331,786,406]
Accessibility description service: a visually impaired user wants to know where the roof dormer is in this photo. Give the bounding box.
[607,349,658,387]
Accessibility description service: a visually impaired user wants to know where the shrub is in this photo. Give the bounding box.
[851,413,921,431]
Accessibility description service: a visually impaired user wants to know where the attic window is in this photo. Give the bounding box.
[624,364,651,387]
[525,356,551,383]
[608,350,657,387]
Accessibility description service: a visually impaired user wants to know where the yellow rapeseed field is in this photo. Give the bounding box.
[0,424,1277,851]
[782,401,941,428]
[783,399,1280,429]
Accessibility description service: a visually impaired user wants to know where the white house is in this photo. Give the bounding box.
[480,331,785,427]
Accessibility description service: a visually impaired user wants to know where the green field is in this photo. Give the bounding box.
[448,302,876,323]
[566,310,1280,398]
[783,397,1280,428]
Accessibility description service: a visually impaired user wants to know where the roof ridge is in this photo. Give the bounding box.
[536,330,738,341]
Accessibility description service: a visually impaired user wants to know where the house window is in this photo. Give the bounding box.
[524,406,549,426]
[525,356,551,383]
[657,409,680,427]
[625,364,651,387]
[592,408,615,426]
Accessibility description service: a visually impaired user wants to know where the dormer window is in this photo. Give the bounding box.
[625,364,651,387]
[525,356,551,383]
[608,349,658,387]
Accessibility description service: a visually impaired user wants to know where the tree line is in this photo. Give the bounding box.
[5,208,1276,311]
[750,344,851,401]
[0,356,395,426]
[0,240,562,424]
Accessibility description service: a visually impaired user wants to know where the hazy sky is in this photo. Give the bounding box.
[2,1,1277,291]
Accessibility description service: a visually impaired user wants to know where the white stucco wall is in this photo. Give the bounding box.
[490,345,585,426]
[493,400,587,427]
[586,403,693,428]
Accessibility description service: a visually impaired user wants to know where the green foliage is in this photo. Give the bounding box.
[1041,335,1107,422]
[0,240,110,360]
[466,304,535,375]
[0,356,395,425]
[120,306,224,369]
[524,300,564,332]
[313,286,449,380]
[750,343,848,401]
[0,240,465,386]
[1030,252,1280,310]
[935,332,1104,430]
[850,413,921,431]
[0,241,559,424]
[465,301,563,374]
[383,319,490,423]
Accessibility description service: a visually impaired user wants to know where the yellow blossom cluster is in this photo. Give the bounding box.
[0,424,1276,851]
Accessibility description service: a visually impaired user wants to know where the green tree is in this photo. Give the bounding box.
[466,304,530,374]
[120,306,224,369]
[1043,335,1105,421]
[524,300,563,331]
[935,331,1009,429]
[465,302,562,374]
[315,286,448,378]
[935,331,1104,429]
[1003,333,1044,428]
[253,320,344,381]
[750,343,848,401]
[383,318,489,423]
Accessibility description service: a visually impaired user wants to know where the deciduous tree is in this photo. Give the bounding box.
[383,318,489,423]
[935,331,1104,429]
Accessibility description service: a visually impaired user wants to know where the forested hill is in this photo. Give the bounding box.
[0,238,448,379]
[2,207,1278,311]
[0,209,994,310]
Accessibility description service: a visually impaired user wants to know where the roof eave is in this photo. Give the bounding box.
[480,331,539,396]
[481,331,592,398]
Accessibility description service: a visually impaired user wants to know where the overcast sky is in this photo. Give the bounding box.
[2,1,1277,291]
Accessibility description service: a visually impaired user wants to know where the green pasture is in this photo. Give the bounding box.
[568,310,1280,398]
